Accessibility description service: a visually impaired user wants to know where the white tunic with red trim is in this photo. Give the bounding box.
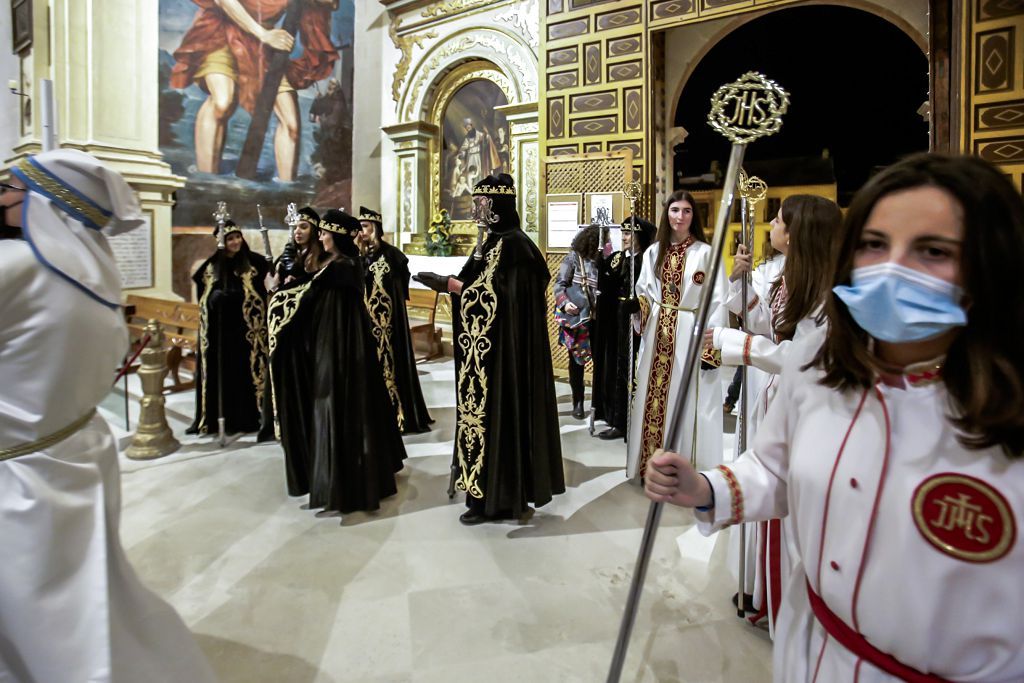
[0,241,217,683]
[697,330,1024,682]
[626,240,727,479]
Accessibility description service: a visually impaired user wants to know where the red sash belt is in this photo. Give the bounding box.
[806,582,953,683]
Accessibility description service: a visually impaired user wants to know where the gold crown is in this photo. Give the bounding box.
[320,220,357,235]
[473,184,516,196]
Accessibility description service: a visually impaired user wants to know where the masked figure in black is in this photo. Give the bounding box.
[415,174,565,525]
[595,216,656,440]
[258,206,328,442]
[187,220,269,435]
[358,206,433,434]
[267,209,405,514]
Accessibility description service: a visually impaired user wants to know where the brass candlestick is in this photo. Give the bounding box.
[126,320,181,460]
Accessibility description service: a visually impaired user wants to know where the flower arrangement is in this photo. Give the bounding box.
[426,209,453,257]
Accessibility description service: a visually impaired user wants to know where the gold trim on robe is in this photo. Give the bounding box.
[454,240,504,499]
[196,267,215,434]
[266,268,322,438]
[240,269,268,416]
[366,258,405,432]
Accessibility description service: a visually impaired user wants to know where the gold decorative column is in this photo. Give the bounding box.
[498,101,540,241]
[382,120,438,250]
[126,320,181,460]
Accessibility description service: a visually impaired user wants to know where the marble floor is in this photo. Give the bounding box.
[102,360,772,683]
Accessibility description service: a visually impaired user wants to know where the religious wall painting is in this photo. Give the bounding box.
[441,79,510,221]
[159,0,354,227]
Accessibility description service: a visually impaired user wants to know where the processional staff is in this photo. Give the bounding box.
[623,180,643,443]
[213,200,231,447]
[734,169,767,617]
[606,72,789,683]
[257,204,275,264]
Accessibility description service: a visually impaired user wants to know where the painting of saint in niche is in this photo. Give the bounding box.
[159,0,354,227]
[441,80,510,221]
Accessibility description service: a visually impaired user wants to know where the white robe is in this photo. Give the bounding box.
[0,241,216,683]
[718,256,785,612]
[698,328,1024,682]
[626,241,726,479]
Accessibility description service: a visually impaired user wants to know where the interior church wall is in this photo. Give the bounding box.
[351,2,391,238]
[0,10,22,160]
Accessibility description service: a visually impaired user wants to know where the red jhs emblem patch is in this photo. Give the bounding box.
[692,271,706,285]
[912,473,1016,563]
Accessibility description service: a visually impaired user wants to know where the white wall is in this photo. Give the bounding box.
[351,1,389,230]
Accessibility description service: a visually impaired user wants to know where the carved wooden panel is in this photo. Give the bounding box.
[978,0,1024,21]
[548,71,580,91]
[976,100,1024,130]
[609,140,642,158]
[623,87,643,130]
[548,18,589,40]
[571,0,618,8]
[547,46,579,67]
[548,0,565,14]
[548,97,566,138]
[571,91,617,112]
[584,142,603,152]
[608,60,642,82]
[596,7,641,31]
[549,144,580,156]
[651,0,695,20]
[976,136,1024,163]
[703,0,747,8]
[585,42,602,84]
[572,115,618,136]
[607,35,641,57]
[976,29,1014,94]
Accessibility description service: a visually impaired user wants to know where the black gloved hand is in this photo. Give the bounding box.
[620,297,641,314]
[414,271,450,294]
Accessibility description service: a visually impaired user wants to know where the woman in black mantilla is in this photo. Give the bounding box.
[415,174,565,525]
[594,216,656,440]
[357,206,433,434]
[258,206,328,442]
[187,221,269,435]
[267,209,405,514]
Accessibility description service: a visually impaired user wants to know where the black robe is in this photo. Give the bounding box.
[364,242,433,434]
[606,250,644,435]
[452,230,565,518]
[187,250,269,435]
[268,258,405,513]
[591,250,622,423]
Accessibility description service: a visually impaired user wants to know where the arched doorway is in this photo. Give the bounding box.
[670,5,928,205]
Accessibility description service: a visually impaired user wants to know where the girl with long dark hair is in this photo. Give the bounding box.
[626,190,727,480]
[646,153,1024,681]
[187,221,269,435]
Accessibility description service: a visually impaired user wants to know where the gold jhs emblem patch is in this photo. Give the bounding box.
[692,271,706,285]
[912,473,1016,563]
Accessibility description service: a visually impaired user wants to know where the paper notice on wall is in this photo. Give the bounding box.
[547,201,580,249]
[108,220,153,289]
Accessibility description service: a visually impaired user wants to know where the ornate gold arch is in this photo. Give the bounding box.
[428,60,517,234]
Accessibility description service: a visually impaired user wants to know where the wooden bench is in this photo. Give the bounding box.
[408,288,444,362]
[124,295,201,392]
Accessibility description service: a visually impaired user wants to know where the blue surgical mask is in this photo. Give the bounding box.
[833,262,967,343]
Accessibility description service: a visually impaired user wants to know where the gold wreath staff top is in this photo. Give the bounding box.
[708,71,790,145]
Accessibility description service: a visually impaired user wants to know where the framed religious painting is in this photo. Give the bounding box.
[439,79,511,223]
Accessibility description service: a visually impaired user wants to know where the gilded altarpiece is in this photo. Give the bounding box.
[383,1,540,255]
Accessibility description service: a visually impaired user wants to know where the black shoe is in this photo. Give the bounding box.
[572,402,586,419]
[597,427,623,440]
[731,592,756,613]
[459,510,488,526]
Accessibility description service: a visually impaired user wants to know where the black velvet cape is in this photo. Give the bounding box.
[187,249,269,435]
[452,230,565,518]
[591,250,622,424]
[602,250,643,435]
[365,242,433,434]
[268,257,405,513]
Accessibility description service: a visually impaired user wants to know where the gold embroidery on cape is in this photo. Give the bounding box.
[196,266,215,434]
[240,269,269,416]
[610,252,622,270]
[454,240,504,499]
[267,268,322,439]
[638,241,692,477]
[366,258,405,431]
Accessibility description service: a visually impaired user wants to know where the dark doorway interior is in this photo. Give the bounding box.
[672,5,929,205]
